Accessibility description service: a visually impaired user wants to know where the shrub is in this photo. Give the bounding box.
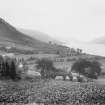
[71,59,101,79]
[36,59,56,79]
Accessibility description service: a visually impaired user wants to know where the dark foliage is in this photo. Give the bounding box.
[71,59,101,79]
[36,58,73,80]
[0,55,20,80]
[36,58,56,79]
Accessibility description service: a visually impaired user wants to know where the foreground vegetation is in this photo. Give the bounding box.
[0,55,105,105]
[0,79,105,105]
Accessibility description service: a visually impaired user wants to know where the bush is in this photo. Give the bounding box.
[36,59,56,79]
[71,59,101,79]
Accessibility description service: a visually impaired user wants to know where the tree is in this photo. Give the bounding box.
[71,59,91,74]
[4,61,10,78]
[87,61,101,79]
[0,56,20,81]
[71,59,101,79]
[36,59,55,79]
[9,61,17,80]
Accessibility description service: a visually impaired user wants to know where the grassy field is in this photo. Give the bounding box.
[16,53,59,61]
[0,79,105,105]
[15,53,105,68]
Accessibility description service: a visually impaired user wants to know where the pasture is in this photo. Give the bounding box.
[0,79,105,105]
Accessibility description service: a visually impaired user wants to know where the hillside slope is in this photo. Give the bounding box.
[0,18,70,54]
[0,18,50,49]
[18,29,62,44]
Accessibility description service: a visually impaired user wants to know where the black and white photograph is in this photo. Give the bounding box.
[0,0,105,105]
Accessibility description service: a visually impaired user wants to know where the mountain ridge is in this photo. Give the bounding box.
[18,28,62,44]
[0,18,43,47]
[0,18,70,54]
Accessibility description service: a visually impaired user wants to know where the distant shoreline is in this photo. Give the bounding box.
[66,42,105,57]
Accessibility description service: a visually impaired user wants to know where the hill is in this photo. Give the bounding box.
[0,18,70,54]
[18,28,62,44]
[0,18,46,49]
[0,18,62,51]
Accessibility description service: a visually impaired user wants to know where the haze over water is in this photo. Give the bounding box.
[67,42,105,57]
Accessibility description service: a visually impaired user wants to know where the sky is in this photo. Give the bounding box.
[0,0,105,42]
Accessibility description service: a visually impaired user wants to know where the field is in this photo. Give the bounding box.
[15,53,105,74]
[16,54,59,60]
[0,79,105,105]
